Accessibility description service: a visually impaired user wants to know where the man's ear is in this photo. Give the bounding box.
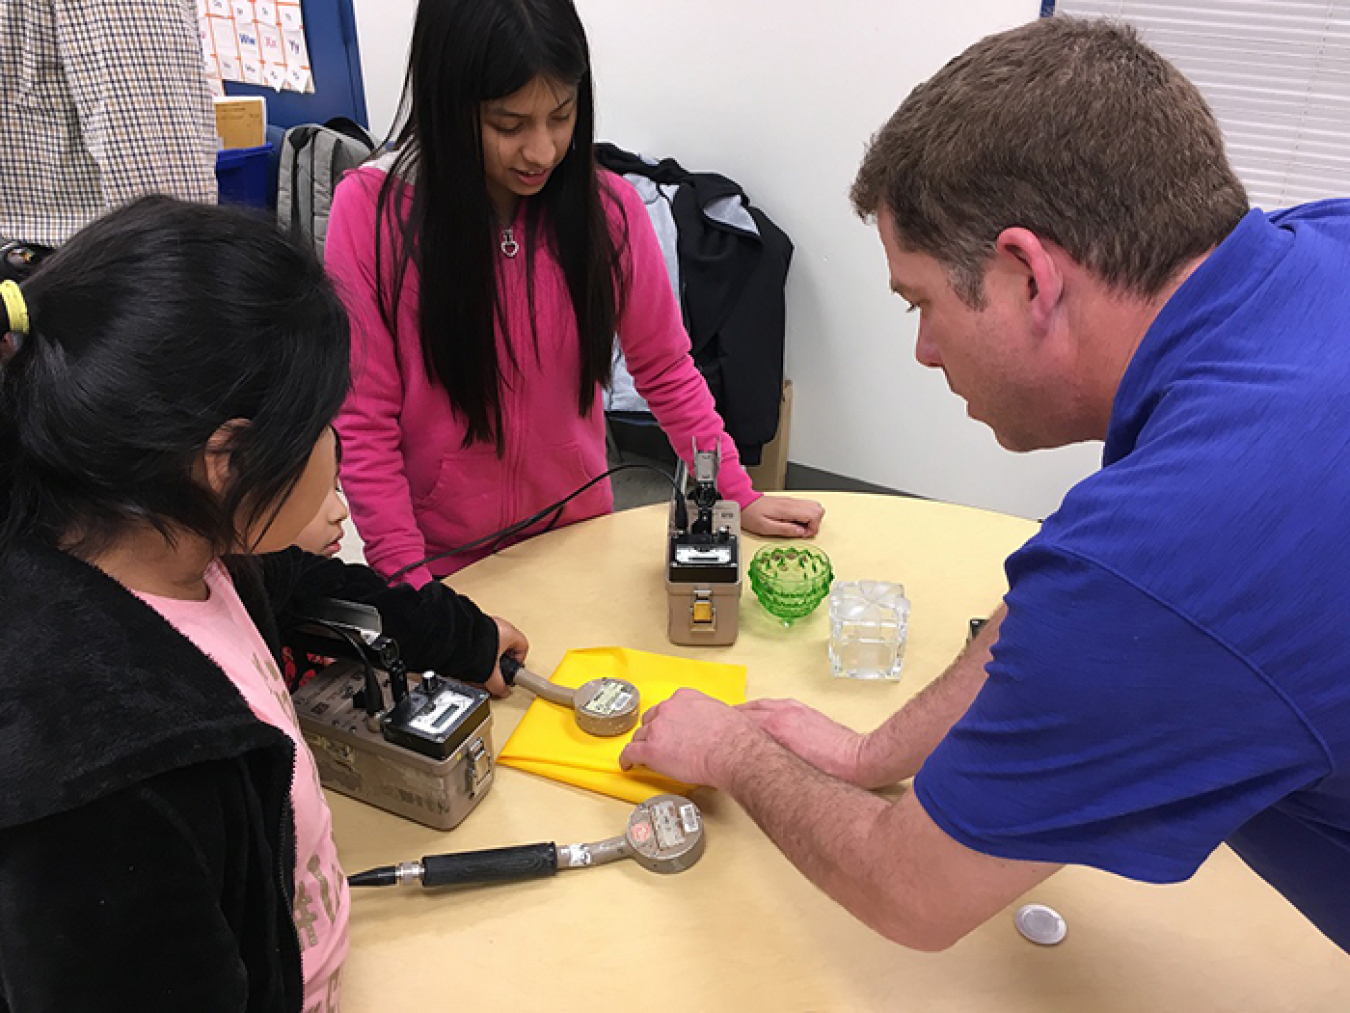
[994,228,1063,334]
[202,419,250,496]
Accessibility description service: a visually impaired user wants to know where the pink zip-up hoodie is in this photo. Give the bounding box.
[326,165,759,587]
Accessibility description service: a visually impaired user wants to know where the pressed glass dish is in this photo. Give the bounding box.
[748,545,834,625]
[827,580,910,680]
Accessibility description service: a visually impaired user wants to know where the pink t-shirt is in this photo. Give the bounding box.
[139,561,350,1012]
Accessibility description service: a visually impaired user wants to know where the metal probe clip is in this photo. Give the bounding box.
[498,655,641,736]
[348,795,706,889]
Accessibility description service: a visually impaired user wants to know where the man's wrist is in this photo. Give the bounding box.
[856,721,916,788]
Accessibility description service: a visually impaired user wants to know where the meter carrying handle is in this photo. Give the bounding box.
[421,843,559,887]
[498,654,575,707]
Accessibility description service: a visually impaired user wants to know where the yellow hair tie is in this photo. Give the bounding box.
[0,279,28,335]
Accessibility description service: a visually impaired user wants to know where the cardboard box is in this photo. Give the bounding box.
[214,96,267,150]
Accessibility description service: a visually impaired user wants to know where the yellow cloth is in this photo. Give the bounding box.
[498,646,747,803]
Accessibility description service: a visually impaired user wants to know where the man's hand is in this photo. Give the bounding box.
[487,616,529,698]
[741,495,825,538]
[620,688,764,788]
[738,698,877,787]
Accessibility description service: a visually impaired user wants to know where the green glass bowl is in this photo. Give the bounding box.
[748,545,834,624]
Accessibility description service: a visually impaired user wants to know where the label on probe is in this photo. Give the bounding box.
[650,800,685,850]
[582,679,633,717]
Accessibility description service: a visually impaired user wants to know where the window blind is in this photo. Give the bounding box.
[1050,1,1350,209]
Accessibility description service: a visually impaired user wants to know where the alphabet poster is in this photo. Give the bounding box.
[198,0,314,94]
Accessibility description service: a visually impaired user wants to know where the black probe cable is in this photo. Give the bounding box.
[480,462,690,559]
[388,462,682,582]
[300,619,385,718]
[387,463,687,584]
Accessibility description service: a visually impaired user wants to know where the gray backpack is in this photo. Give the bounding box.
[277,116,377,263]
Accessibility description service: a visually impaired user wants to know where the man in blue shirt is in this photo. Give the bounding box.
[620,16,1350,954]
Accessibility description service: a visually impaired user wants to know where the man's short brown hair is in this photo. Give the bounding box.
[852,18,1248,305]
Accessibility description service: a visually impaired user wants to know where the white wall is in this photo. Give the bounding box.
[351,0,1103,521]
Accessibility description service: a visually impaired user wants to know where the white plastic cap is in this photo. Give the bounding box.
[1015,903,1067,946]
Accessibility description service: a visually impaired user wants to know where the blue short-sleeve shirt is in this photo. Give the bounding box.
[914,202,1350,952]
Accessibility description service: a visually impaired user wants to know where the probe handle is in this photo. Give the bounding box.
[421,843,559,887]
[498,655,575,706]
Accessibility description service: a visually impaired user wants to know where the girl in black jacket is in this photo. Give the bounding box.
[0,197,356,1011]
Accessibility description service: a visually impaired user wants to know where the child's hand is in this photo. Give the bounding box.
[488,617,530,698]
[741,495,825,538]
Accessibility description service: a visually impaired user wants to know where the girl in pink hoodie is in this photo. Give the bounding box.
[326,0,823,587]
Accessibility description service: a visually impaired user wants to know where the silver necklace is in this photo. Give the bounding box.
[500,226,519,258]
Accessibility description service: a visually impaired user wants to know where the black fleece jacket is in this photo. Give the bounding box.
[242,547,500,685]
[0,543,498,1012]
[0,541,306,1013]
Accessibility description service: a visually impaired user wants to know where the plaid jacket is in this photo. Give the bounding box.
[0,0,218,247]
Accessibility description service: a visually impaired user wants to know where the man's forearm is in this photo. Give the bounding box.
[856,605,1006,786]
[720,731,939,947]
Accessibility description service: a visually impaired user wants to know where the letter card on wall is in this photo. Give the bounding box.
[199,0,315,94]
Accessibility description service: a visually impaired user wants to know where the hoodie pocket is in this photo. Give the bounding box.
[412,443,505,521]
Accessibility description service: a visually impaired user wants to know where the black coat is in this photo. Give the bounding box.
[597,143,794,465]
[0,541,304,1012]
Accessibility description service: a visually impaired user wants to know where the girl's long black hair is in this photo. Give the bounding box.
[0,196,351,557]
[374,0,625,453]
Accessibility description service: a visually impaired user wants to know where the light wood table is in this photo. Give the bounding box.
[331,493,1347,1011]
